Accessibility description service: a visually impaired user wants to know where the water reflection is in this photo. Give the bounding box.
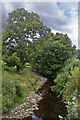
[32,112,42,120]
[24,80,68,120]
[33,80,68,120]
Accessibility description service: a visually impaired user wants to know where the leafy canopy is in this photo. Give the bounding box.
[30,32,76,79]
[2,8,50,70]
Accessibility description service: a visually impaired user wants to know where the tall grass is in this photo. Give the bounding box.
[2,68,40,113]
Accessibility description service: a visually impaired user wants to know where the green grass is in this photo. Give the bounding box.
[2,67,40,113]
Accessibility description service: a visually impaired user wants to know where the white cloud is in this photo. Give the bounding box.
[52,12,78,49]
[51,3,78,48]
[64,9,78,48]
[51,29,65,34]
[31,2,69,31]
[3,2,13,13]
[2,2,78,49]
[2,2,69,31]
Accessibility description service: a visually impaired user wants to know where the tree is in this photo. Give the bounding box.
[51,59,79,119]
[2,8,50,70]
[51,57,79,95]
[30,32,76,79]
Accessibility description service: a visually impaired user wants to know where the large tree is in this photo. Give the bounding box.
[2,8,50,70]
[30,32,76,79]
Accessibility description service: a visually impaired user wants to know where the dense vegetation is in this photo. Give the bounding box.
[51,57,80,119]
[29,33,76,79]
[2,66,41,113]
[2,8,80,119]
[2,8,50,71]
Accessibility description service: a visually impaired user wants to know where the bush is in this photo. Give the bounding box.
[51,57,79,96]
[51,57,79,119]
[2,61,17,72]
[2,52,24,71]
[25,62,30,66]
[63,67,80,119]
[2,73,23,113]
[31,41,73,79]
[2,68,41,113]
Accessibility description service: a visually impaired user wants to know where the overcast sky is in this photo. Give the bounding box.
[2,1,78,48]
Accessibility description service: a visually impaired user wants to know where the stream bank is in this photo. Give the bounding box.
[2,75,68,120]
[2,73,47,119]
[32,80,68,120]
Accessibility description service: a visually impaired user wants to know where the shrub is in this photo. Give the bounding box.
[51,57,79,96]
[2,76,22,113]
[51,57,79,119]
[25,62,30,66]
[63,67,80,119]
[2,67,40,113]
[2,61,17,72]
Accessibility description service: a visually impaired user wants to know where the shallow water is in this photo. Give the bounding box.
[25,80,68,120]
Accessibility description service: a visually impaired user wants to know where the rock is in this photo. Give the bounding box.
[3,75,47,119]
[36,106,39,110]
[31,99,36,103]
[20,114,23,117]
[15,112,18,114]
[29,111,32,115]
[23,102,26,106]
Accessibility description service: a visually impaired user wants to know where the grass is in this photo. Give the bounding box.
[2,67,40,113]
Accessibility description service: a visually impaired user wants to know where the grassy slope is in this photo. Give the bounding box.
[2,67,41,113]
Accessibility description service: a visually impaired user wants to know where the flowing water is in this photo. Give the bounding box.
[24,80,68,120]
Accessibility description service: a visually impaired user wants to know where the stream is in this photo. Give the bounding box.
[24,80,68,120]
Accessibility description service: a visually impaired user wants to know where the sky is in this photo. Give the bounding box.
[2,1,78,48]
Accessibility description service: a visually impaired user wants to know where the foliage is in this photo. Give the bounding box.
[2,8,76,75]
[63,67,79,101]
[2,61,17,72]
[64,67,80,119]
[2,8,78,118]
[2,8,50,71]
[51,57,78,95]
[2,67,41,113]
[51,58,79,119]
[30,33,76,79]
[0,33,2,117]
[76,49,80,60]
[25,62,31,66]
[2,79,22,112]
